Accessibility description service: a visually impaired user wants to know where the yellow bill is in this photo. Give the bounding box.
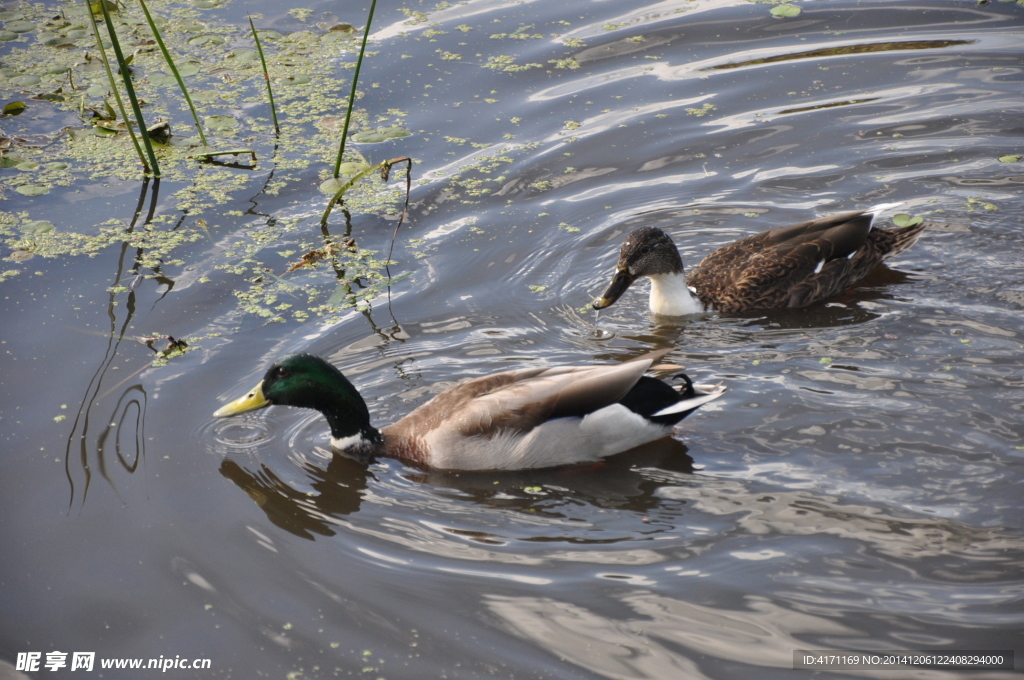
[213,380,269,417]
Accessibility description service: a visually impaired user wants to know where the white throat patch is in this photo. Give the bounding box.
[648,273,704,316]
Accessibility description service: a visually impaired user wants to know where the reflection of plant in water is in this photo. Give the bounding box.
[0,0,410,324]
[63,179,159,509]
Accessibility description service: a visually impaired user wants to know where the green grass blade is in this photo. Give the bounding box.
[95,0,161,176]
[84,0,148,173]
[137,0,207,146]
[248,15,279,136]
[331,0,377,178]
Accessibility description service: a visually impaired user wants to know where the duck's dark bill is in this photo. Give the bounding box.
[592,267,636,310]
[213,380,269,417]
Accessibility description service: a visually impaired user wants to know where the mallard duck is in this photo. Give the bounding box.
[213,351,725,471]
[592,203,927,315]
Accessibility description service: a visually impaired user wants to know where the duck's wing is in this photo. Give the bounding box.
[381,350,671,464]
[689,207,920,312]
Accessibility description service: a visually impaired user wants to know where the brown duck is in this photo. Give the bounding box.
[593,203,927,315]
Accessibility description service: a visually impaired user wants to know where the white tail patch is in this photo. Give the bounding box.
[866,202,904,231]
[652,383,726,417]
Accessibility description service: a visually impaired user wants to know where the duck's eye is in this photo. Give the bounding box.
[275,366,290,379]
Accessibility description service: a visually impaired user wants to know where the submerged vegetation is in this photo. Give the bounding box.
[0,0,412,325]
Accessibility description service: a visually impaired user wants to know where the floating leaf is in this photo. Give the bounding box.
[277,74,311,85]
[0,156,23,168]
[770,4,801,17]
[228,49,259,64]
[177,63,201,77]
[5,20,36,33]
[351,130,386,143]
[148,73,177,85]
[21,220,54,233]
[15,161,40,171]
[15,185,49,195]
[205,115,238,130]
[146,121,172,144]
[998,154,1022,163]
[3,101,26,115]
[378,126,412,139]
[188,33,225,45]
[10,75,41,86]
[45,162,70,171]
[319,177,345,194]
[338,161,371,175]
[352,126,412,144]
[44,37,76,48]
[529,285,547,293]
[819,357,833,365]
[892,213,923,227]
[0,31,18,41]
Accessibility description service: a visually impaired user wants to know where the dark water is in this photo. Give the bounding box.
[3,0,1023,678]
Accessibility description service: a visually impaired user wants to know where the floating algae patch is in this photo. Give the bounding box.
[0,0,413,324]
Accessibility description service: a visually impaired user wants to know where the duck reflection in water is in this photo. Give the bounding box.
[220,437,694,541]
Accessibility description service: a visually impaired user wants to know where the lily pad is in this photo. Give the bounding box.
[0,156,23,168]
[205,115,238,130]
[15,161,40,171]
[149,73,178,86]
[378,126,412,139]
[45,162,71,171]
[319,177,346,194]
[321,31,354,44]
[177,63,201,77]
[44,37,76,48]
[338,162,371,175]
[176,20,207,33]
[770,4,801,17]
[351,130,386,143]
[892,213,923,227]
[277,74,312,86]
[10,75,41,86]
[352,126,411,143]
[5,20,36,33]
[188,33,225,45]
[0,31,18,41]
[21,220,54,234]
[228,49,259,64]
[3,101,27,115]
[15,185,49,196]
[998,154,1022,163]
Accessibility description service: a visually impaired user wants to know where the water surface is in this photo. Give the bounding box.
[2,0,1023,678]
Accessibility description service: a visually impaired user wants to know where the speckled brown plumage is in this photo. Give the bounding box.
[595,207,927,315]
[687,210,927,313]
